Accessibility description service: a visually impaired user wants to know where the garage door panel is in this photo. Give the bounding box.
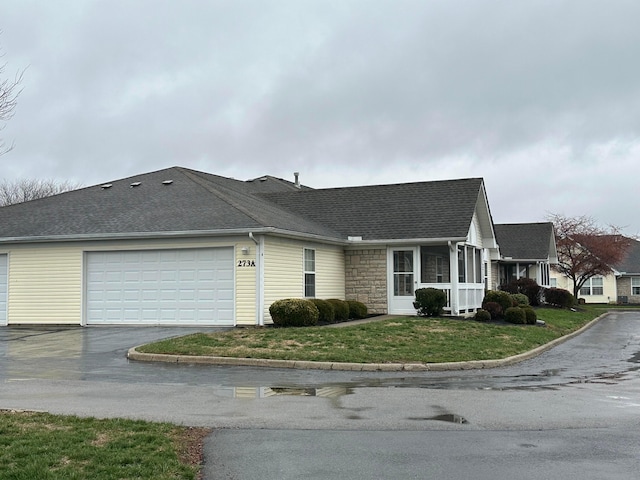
[86,248,234,325]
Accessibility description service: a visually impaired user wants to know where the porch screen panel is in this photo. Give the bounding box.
[393,251,414,296]
[420,246,450,283]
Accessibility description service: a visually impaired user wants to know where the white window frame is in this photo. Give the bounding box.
[580,276,604,296]
[303,248,316,298]
[632,277,640,295]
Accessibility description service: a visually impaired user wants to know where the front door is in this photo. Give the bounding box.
[388,248,418,314]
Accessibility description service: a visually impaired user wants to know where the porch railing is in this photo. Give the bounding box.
[418,283,485,314]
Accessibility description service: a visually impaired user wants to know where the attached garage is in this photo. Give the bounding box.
[85,248,235,326]
[0,254,7,326]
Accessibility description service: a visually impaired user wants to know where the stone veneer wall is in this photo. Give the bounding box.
[345,248,388,314]
[616,277,640,304]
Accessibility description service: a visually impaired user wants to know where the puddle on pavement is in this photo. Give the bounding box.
[407,414,468,424]
[226,386,353,399]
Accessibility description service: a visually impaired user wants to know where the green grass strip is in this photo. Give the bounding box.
[0,411,199,480]
[139,306,605,364]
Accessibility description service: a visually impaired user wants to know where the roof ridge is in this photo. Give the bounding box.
[177,168,270,226]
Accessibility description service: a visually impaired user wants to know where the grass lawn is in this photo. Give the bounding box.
[0,410,207,480]
[138,306,608,364]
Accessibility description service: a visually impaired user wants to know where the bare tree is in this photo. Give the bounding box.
[549,213,633,299]
[1,40,23,156]
[0,179,81,206]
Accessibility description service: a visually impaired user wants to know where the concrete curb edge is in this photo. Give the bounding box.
[127,312,610,372]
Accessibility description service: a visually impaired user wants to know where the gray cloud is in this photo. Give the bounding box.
[2,0,639,234]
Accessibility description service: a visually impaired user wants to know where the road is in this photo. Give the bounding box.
[1,311,639,478]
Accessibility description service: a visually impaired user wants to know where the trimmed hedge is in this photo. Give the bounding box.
[326,299,350,322]
[504,306,526,324]
[474,308,491,322]
[521,306,537,325]
[347,300,368,319]
[413,288,447,317]
[309,298,336,324]
[482,301,502,320]
[269,299,319,327]
[500,278,542,306]
[482,290,514,314]
[543,287,575,309]
[511,293,530,306]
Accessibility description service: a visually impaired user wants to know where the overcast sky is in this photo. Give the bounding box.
[2,1,639,235]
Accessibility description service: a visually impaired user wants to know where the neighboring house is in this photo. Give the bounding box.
[0,167,501,327]
[493,223,558,290]
[551,238,640,304]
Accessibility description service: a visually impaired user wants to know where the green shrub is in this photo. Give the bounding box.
[413,288,447,317]
[269,299,319,327]
[504,306,526,324]
[309,298,335,324]
[482,301,502,320]
[346,300,368,319]
[521,306,537,325]
[543,287,575,309]
[511,293,530,306]
[326,299,350,322]
[474,309,491,322]
[500,278,542,306]
[483,290,514,313]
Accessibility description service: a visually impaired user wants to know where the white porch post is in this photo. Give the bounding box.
[449,241,459,315]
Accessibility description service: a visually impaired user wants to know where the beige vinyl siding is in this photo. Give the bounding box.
[235,241,257,325]
[315,245,345,298]
[263,237,346,322]
[5,236,256,326]
[263,238,304,321]
[8,245,83,324]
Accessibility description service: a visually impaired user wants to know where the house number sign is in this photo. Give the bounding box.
[237,260,256,267]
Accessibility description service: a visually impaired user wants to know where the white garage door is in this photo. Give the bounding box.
[86,248,234,325]
[0,254,7,326]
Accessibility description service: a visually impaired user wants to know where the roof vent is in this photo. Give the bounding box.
[130,182,141,188]
[294,172,300,188]
[100,184,112,189]
[162,180,173,185]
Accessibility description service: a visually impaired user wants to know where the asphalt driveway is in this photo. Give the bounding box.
[1,312,640,479]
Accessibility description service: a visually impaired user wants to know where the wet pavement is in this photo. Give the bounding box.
[1,311,639,393]
[2,312,640,479]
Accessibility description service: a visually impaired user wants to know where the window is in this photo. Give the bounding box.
[549,277,557,288]
[420,246,449,283]
[458,246,466,283]
[632,277,640,295]
[393,250,414,296]
[580,276,603,296]
[304,248,315,298]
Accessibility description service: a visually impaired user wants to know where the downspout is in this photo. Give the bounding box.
[249,233,264,326]
[449,241,459,315]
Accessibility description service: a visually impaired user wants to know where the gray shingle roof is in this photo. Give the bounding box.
[260,178,485,240]
[0,167,340,240]
[494,223,554,260]
[0,167,486,243]
[616,238,640,274]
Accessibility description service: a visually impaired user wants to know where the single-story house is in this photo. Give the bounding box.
[0,166,500,327]
[492,222,558,290]
[551,237,640,304]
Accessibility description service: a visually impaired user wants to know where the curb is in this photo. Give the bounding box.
[127,312,609,372]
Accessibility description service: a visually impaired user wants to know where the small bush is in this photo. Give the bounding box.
[511,293,529,306]
[504,306,526,324]
[475,309,491,322]
[269,299,319,327]
[521,306,537,325]
[543,287,575,309]
[309,299,335,324]
[326,299,350,322]
[501,278,542,306]
[413,288,447,317]
[483,290,514,313]
[482,301,502,320]
[346,300,368,319]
